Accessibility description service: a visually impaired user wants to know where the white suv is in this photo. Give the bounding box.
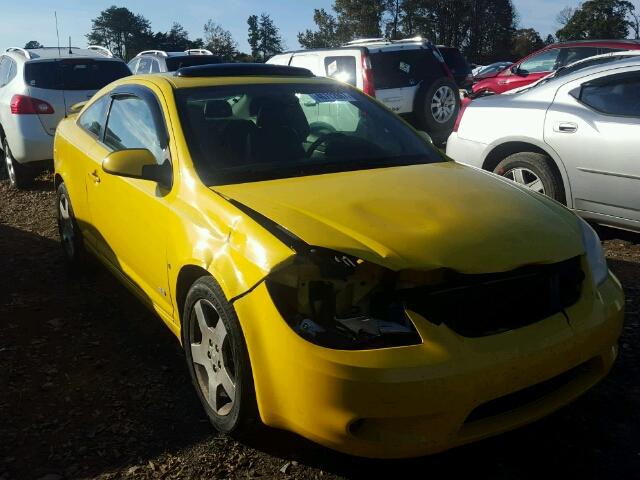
[0,46,130,188]
[268,38,460,142]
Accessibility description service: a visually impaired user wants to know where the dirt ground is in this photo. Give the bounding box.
[1,174,639,480]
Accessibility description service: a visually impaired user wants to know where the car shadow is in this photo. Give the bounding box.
[0,223,214,479]
[2,218,639,479]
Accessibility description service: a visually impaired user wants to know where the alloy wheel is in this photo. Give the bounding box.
[4,145,16,186]
[503,167,545,194]
[190,299,237,416]
[431,86,456,123]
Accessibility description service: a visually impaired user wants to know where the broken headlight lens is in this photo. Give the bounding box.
[579,218,608,286]
[265,249,422,350]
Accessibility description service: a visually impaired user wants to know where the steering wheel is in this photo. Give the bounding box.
[309,121,337,137]
[306,132,346,158]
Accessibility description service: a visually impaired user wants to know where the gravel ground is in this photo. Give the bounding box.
[1,174,639,480]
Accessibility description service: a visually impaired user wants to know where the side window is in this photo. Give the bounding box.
[324,56,357,86]
[104,95,166,163]
[78,94,110,138]
[0,57,10,86]
[518,49,560,73]
[578,73,640,117]
[557,47,599,68]
[370,49,438,89]
[137,57,152,74]
[289,55,321,75]
[150,59,160,73]
[127,58,139,73]
[6,59,17,83]
[599,47,626,54]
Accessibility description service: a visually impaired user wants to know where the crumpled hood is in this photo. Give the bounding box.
[214,162,584,273]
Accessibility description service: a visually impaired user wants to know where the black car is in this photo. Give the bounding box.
[437,46,473,90]
[128,49,222,74]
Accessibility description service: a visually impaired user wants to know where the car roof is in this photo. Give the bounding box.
[552,39,640,48]
[4,46,117,61]
[127,72,337,90]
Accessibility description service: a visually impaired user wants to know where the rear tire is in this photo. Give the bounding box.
[182,276,258,436]
[3,138,32,189]
[494,152,566,204]
[415,77,460,135]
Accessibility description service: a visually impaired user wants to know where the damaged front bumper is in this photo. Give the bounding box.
[233,269,624,458]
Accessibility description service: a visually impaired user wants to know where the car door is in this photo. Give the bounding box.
[86,84,175,315]
[65,93,112,247]
[499,48,560,93]
[544,68,640,225]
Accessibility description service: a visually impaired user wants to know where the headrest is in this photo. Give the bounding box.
[252,96,309,141]
[204,99,232,119]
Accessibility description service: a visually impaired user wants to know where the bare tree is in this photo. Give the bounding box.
[556,6,575,27]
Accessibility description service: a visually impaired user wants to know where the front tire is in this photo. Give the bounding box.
[182,276,258,435]
[3,138,32,189]
[494,152,566,204]
[56,183,86,266]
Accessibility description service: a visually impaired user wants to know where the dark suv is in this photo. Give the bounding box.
[128,49,221,74]
[437,46,473,90]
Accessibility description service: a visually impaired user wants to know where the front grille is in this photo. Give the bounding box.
[401,256,584,337]
[465,358,597,423]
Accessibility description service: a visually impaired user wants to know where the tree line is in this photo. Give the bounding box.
[22,0,640,64]
[299,0,640,63]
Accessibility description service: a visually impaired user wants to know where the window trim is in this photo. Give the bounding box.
[77,93,111,140]
[104,84,172,163]
[571,71,640,119]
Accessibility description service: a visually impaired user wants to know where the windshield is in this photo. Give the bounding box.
[24,59,130,90]
[176,82,444,185]
[166,56,222,71]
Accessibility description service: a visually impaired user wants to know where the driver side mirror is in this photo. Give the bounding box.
[102,149,172,188]
[510,65,527,76]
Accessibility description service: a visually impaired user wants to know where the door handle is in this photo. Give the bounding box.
[90,170,101,184]
[554,122,578,133]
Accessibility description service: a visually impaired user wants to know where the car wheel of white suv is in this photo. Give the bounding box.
[415,78,460,138]
[3,138,31,189]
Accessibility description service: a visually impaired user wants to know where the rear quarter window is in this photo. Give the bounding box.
[24,60,130,90]
[324,56,357,86]
[370,49,440,89]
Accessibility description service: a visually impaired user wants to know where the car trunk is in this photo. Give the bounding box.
[24,58,130,136]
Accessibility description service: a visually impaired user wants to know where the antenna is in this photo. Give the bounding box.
[69,36,72,54]
[55,11,61,56]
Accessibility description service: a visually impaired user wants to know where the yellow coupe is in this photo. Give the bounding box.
[53,64,624,458]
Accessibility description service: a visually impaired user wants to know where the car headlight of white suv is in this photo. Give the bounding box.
[579,218,608,286]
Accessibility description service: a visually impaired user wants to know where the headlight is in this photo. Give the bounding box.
[579,218,608,286]
[265,248,422,350]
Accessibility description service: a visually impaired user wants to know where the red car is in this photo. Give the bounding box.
[472,39,640,95]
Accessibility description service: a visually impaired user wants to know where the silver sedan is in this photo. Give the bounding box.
[447,53,640,233]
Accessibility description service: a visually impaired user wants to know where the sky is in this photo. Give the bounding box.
[1,0,639,54]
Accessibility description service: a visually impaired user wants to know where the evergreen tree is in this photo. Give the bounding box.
[298,9,344,48]
[556,0,635,41]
